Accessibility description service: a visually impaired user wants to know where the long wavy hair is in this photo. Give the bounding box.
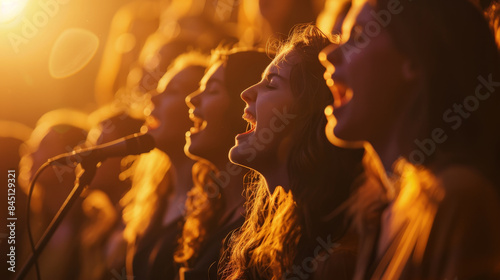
[121,52,209,244]
[174,49,272,267]
[18,109,90,212]
[219,25,365,280]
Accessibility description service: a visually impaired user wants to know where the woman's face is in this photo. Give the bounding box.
[185,63,245,164]
[229,54,295,172]
[320,1,413,145]
[148,66,204,153]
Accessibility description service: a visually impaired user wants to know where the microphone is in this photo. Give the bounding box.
[48,133,156,166]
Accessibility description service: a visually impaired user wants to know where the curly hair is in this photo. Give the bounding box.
[173,160,224,267]
[219,25,365,280]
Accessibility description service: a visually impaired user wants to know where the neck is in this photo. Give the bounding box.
[212,160,246,218]
[260,164,289,193]
[372,137,404,174]
[371,96,427,174]
[168,152,195,196]
[161,153,194,225]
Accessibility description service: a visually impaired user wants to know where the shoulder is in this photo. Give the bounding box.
[437,165,498,193]
[420,165,500,279]
[434,164,500,213]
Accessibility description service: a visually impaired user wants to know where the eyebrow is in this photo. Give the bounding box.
[266,72,286,82]
[263,65,286,81]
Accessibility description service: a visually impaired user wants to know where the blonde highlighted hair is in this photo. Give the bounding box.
[121,51,209,243]
[220,25,365,279]
[175,48,272,267]
[174,160,224,266]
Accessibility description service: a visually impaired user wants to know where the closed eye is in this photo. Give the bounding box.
[265,74,279,89]
[205,82,220,95]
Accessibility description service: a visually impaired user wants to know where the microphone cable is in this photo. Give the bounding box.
[25,161,51,280]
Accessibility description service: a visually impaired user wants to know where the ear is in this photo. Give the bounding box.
[401,59,419,82]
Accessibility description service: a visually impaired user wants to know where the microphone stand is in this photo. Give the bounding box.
[15,160,99,280]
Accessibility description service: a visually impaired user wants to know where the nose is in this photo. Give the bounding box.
[186,88,201,110]
[319,43,343,69]
[240,83,258,104]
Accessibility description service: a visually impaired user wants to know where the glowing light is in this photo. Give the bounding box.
[49,28,99,79]
[0,0,28,23]
[143,107,151,116]
[324,105,334,117]
[324,104,365,149]
[115,32,136,54]
[318,52,327,62]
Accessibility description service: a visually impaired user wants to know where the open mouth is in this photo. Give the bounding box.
[332,83,353,108]
[189,110,207,135]
[235,109,256,139]
[324,71,352,108]
[241,110,256,135]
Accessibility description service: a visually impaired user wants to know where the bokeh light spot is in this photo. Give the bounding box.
[49,28,99,79]
[115,32,136,54]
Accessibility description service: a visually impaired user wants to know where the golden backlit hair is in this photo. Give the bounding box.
[175,48,271,267]
[174,160,223,267]
[94,0,162,105]
[18,108,89,213]
[120,51,209,244]
[18,108,89,192]
[0,120,32,142]
[220,25,365,280]
[156,50,209,94]
[347,155,443,280]
[21,108,90,154]
[120,148,171,243]
[220,173,300,279]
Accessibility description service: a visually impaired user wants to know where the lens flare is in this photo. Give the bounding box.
[49,28,99,79]
[0,0,28,24]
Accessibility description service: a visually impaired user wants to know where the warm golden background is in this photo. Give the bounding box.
[0,0,139,127]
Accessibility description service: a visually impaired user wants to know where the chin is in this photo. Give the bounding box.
[230,139,262,169]
[333,124,358,142]
[186,143,202,159]
[331,123,367,149]
[184,137,201,160]
[228,145,245,166]
[187,138,224,164]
